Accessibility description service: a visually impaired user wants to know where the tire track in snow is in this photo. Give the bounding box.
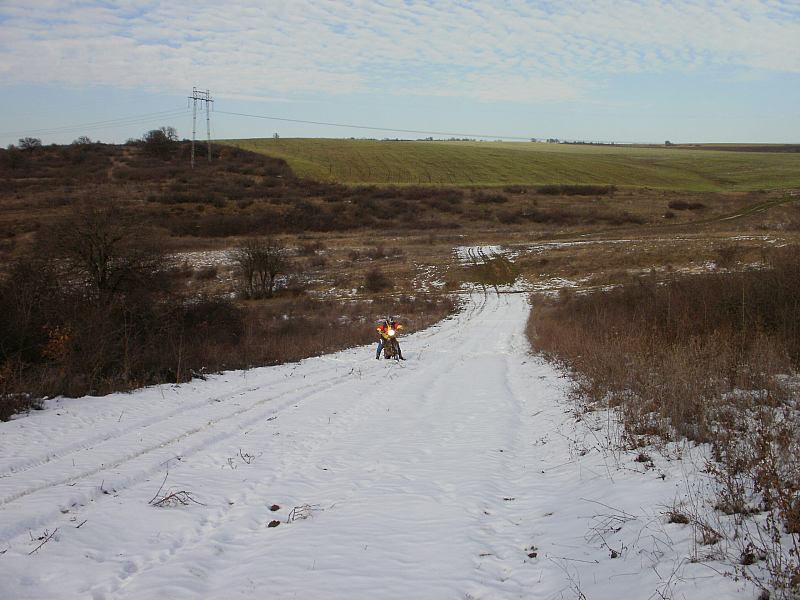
[1,283,762,599]
[98,292,503,599]
[101,298,491,598]
[0,362,347,480]
[0,296,473,545]
[0,361,386,542]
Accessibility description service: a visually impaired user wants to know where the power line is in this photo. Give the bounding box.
[216,109,535,141]
[0,108,188,138]
[2,105,542,145]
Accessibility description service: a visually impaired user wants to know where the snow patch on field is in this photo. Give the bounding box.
[454,245,516,264]
[170,249,235,269]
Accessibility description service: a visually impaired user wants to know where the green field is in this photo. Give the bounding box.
[221,138,800,192]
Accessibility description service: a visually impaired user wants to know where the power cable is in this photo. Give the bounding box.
[216,110,534,141]
[0,108,188,138]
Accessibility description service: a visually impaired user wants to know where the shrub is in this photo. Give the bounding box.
[473,192,509,204]
[530,248,800,593]
[299,240,326,256]
[536,184,616,196]
[503,185,528,194]
[364,267,392,293]
[668,200,706,210]
[232,237,290,298]
[142,126,178,159]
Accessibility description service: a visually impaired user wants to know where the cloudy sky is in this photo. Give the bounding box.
[1,0,798,145]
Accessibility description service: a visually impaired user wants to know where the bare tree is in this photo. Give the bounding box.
[232,238,288,299]
[46,202,167,303]
[18,137,42,151]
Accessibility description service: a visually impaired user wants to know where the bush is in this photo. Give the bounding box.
[668,200,706,210]
[364,267,392,293]
[473,192,509,204]
[530,248,800,593]
[503,185,528,194]
[232,237,289,298]
[142,126,178,159]
[536,184,616,196]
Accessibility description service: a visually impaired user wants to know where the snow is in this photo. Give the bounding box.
[454,245,509,264]
[0,291,759,599]
[170,250,235,270]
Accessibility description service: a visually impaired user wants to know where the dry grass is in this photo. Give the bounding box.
[528,246,800,594]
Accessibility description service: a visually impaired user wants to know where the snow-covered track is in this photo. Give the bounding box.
[0,289,758,599]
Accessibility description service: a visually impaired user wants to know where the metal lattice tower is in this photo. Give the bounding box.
[188,87,214,168]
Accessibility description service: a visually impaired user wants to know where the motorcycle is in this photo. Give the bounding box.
[381,327,401,360]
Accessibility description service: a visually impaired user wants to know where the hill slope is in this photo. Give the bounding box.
[223,138,800,191]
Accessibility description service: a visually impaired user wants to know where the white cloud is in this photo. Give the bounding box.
[0,0,798,103]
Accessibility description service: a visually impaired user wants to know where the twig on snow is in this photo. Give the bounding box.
[150,489,205,507]
[148,469,170,505]
[28,528,58,555]
[579,497,638,520]
[287,504,321,523]
[550,555,600,565]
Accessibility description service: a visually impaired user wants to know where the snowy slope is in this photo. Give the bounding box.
[0,291,757,599]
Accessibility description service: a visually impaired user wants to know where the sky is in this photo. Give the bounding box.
[1,0,799,146]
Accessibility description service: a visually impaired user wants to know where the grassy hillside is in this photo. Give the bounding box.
[222,138,800,192]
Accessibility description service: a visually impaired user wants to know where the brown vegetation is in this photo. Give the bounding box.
[0,206,454,418]
[536,184,617,196]
[529,247,800,593]
[0,138,795,426]
[0,141,468,419]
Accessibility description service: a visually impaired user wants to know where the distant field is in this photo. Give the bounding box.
[221,138,800,192]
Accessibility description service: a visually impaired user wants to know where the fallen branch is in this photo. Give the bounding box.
[150,489,205,508]
[287,504,321,523]
[28,528,58,555]
[148,469,170,505]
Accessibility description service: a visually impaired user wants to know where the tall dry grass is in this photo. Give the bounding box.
[530,247,800,594]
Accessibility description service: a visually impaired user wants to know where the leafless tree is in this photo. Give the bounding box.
[18,137,42,151]
[232,238,289,299]
[45,201,167,303]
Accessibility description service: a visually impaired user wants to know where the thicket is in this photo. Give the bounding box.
[531,248,800,594]
[232,237,289,298]
[668,200,706,210]
[0,200,455,420]
[498,206,645,226]
[0,202,241,416]
[536,184,617,196]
